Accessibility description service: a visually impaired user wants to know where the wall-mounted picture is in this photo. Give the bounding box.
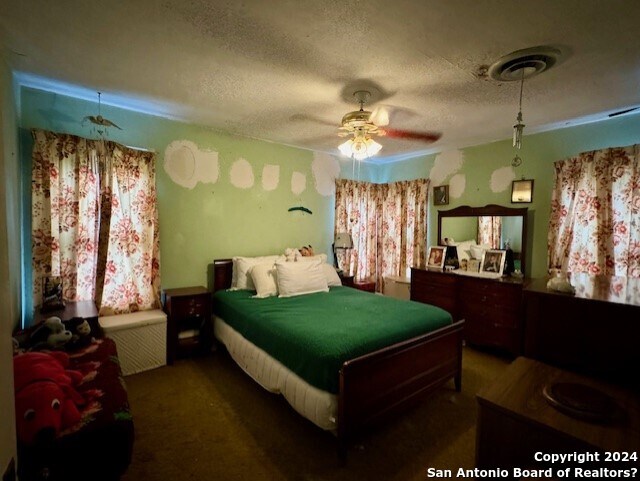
[480,249,506,275]
[433,185,449,206]
[427,246,446,269]
[511,179,534,203]
[41,275,65,312]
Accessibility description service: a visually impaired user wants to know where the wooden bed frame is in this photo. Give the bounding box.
[212,259,464,459]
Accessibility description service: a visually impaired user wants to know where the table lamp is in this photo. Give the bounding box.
[333,232,353,273]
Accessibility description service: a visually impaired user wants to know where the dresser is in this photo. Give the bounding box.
[411,268,525,356]
[524,276,640,390]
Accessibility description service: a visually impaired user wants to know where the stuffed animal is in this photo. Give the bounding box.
[284,247,301,262]
[65,318,94,350]
[299,245,315,256]
[13,351,86,445]
[28,317,72,351]
[546,268,575,294]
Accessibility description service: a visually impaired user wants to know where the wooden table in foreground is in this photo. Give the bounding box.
[476,357,640,475]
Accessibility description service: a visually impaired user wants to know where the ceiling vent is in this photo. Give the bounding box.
[489,46,562,81]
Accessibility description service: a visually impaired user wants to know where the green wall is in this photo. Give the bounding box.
[369,114,640,279]
[20,87,336,319]
[19,85,640,301]
[0,56,19,476]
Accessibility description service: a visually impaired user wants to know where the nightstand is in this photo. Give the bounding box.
[162,286,212,364]
[353,280,376,293]
[338,273,355,288]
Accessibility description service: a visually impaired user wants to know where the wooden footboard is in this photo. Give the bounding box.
[338,319,464,459]
[212,259,464,460]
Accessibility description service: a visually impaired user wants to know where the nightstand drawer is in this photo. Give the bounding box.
[170,294,210,319]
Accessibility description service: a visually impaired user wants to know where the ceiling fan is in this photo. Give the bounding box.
[337,90,441,160]
[82,92,122,136]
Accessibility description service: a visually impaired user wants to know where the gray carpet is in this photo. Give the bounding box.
[121,347,509,481]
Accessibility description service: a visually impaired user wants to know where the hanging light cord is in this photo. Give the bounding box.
[517,69,524,121]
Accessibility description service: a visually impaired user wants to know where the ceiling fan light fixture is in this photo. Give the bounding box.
[339,136,382,160]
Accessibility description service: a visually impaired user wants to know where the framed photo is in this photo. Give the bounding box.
[480,249,506,275]
[511,179,534,203]
[433,185,449,206]
[427,246,446,269]
[41,275,65,312]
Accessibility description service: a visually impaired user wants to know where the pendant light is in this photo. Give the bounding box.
[488,46,562,167]
[513,68,525,150]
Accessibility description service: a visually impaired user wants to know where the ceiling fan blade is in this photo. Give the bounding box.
[370,106,390,126]
[379,128,441,143]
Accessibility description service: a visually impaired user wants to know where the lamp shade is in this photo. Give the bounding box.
[338,137,382,160]
[334,232,353,249]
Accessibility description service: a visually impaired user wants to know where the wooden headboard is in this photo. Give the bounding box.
[213,259,233,292]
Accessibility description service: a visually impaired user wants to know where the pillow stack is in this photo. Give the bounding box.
[231,254,342,298]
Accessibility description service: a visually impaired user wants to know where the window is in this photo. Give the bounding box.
[548,145,640,278]
[31,130,160,316]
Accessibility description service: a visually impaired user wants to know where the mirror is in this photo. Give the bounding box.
[437,205,528,275]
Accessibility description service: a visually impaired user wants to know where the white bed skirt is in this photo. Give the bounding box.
[214,316,338,431]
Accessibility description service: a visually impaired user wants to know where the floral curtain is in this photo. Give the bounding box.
[32,129,161,315]
[477,216,502,248]
[334,179,380,283]
[334,178,429,289]
[548,145,640,278]
[379,180,429,285]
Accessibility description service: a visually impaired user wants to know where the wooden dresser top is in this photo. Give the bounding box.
[525,275,640,308]
[477,357,640,453]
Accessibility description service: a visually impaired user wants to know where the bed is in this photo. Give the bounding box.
[212,258,464,458]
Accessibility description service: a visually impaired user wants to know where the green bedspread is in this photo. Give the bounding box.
[213,286,452,394]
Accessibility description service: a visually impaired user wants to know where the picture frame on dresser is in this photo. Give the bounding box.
[427,246,446,270]
[480,249,506,275]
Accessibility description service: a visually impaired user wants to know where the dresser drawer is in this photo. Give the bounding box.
[411,272,457,315]
[462,290,520,313]
[461,302,520,328]
[465,318,520,354]
[412,269,456,289]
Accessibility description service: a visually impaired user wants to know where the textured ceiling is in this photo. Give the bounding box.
[2,0,640,162]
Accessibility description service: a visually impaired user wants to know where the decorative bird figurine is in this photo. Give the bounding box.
[82,92,122,136]
[82,114,122,129]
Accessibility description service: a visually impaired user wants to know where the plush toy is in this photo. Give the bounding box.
[546,268,575,294]
[284,247,301,262]
[13,351,86,445]
[29,317,72,351]
[65,318,94,350]
[299,245,315,257]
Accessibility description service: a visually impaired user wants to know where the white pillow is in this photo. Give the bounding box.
[322,263,342,287]
[232,255,282,290]
[454,240,476,262]
[469,244,492,260]
[276,259,329,298]
[295,253,328,264]
[250,263,278,298]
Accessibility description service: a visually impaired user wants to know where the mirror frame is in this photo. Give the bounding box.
[437,204,528,275]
